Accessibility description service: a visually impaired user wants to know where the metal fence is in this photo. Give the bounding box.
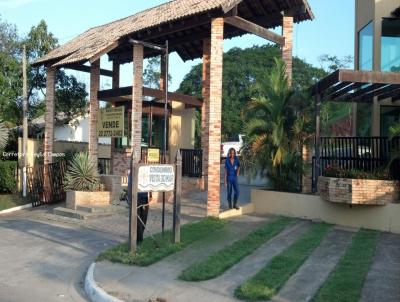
[27,161,66,207]
[98,158,111,175]
[312,136,400,192]
[181,149,202,178]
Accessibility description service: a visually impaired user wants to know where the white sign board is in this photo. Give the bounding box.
[138,165,175,192]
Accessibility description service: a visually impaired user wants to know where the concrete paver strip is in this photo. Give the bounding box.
[361,233,400,302]
[273,229,354,302]
[94,220,311,301]
[198,221,311,296]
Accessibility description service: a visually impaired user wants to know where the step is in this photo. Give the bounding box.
[53,207,116,220]
[76,205,114,214]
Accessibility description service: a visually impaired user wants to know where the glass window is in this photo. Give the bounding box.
[381,106,400,137]
[381,18,400,72]
[359,22,374,71]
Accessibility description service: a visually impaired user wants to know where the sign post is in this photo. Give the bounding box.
[129,151,138,253]
[173,151,182,243]
[129,151,181,253]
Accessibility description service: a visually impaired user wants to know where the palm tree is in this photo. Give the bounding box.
[242,58,313,191]
[0,121,9,150]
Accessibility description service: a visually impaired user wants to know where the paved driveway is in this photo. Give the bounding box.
[0,215,120,302]
[0,198,203,302]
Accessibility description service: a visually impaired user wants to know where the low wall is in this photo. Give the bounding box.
[251,189,400,234]
[318,176,399,205]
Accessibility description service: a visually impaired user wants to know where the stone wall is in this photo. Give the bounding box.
[318,176,400,205]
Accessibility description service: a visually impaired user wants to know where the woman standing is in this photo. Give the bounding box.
[224,148,240,210]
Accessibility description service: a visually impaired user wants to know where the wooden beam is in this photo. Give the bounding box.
[98,86,203,107]
[224,16,285,45]
[338,69,400,85]
[66,64,113,77]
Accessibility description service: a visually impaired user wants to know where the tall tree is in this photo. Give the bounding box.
[242,58,313,191]
[178,45,326,144]
[0,18,88,126]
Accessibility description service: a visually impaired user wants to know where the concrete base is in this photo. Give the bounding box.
[251,189,400,234]
[218,203,254,219]
[53,206,121,220]
[66,190,112,210]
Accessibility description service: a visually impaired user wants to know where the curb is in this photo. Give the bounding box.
[85,263,124,302]
[0,203,32,215]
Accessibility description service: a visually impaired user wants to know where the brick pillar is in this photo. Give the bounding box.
[131,44,144,162]
[89,59,100,165]
[201,38,211,191]
[206,18,224,217]
[301,145,313,193]
[111,61,120,174]
[282,16,293,87]
[44,64,56,202]
[44,64,56,165]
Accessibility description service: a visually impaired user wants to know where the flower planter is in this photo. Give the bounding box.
[318,176,400,205]
[66,190,112,210]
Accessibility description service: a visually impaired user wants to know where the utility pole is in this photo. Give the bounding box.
[22,45,28,197]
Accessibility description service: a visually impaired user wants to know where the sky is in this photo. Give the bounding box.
[0,0,356,91]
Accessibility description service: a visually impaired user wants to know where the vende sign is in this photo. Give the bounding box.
[97,107,125,137]
[138,165,175,192]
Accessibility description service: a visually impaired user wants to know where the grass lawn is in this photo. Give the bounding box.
[180,216,294,281]
[97,217,226,266]
[235,223,332,301]
[0,194,30,211]
[313,229,379,302]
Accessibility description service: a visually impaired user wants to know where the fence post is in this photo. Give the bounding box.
[173,150,182,243]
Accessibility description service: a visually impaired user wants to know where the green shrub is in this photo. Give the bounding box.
[0,161,17,193]
[63,152,102,191]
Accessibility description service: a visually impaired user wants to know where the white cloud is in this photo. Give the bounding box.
[0,0,42,8]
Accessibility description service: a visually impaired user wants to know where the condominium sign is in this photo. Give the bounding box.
[97,107,124,137]
[138,165,175,192]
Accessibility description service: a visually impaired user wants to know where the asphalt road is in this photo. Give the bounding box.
[0,216,119,302]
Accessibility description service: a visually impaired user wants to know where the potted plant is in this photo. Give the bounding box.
[64,152,112,210]
[318,165,400,205]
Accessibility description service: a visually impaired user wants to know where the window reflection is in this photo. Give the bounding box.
[381,18,400,72]
[359,22,374,71]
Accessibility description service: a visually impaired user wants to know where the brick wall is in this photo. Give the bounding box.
[44,65,56,165]
[201,38,211,191]
[132,44,144,163]
[112,149,131,176]
[282,16,293,87]
[206,18,224,217]
[318,176,400,205]
[89,60,100,164]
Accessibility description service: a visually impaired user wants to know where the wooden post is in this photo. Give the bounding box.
[129,151,138,253]
[22,45,28,197]
[315,93,321,191]
[173,151,182,243]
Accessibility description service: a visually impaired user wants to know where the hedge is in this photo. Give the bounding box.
[0,161,17,193]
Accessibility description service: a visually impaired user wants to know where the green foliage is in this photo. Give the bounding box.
[63,152,102,192]
[143,56,172,89]
[0,17,87,126]
[0,121,9,150]
[178,45,326,143]
[323,165,392,180]
[97,217,226,266]
[313,230,379,302]
[235,223,332,301]
[180,217,293,281]
[0,194,29,211]
[0,161,17,193]
[242,58,314,191]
